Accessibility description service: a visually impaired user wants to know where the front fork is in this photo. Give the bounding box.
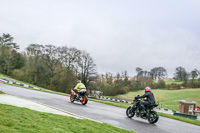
[132,103,136,109]
[131,103,137,113]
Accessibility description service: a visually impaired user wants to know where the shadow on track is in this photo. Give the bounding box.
[125,117,159,126]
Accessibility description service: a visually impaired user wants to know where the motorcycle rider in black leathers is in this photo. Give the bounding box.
[135,87,155,113]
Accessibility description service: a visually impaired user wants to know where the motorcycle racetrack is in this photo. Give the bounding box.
[0,83,200,133]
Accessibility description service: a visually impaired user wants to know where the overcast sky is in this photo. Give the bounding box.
[1,0,200,77]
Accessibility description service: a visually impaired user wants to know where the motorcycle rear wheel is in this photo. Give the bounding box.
[70,95,74,102]
[126,106,135,118]
[81,95,88,105]
[148,111,159,124]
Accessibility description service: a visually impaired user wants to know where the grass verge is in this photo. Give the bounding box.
[0,104,134,133]
[0,91,5,94]
[158,112,200,126]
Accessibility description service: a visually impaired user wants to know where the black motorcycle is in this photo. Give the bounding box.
[70,89,88,105]
[126,96,159,124]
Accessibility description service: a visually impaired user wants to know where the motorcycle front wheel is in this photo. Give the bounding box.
[148,111,159,124]
[126,106,135,118]
[81,95,88,105]
[70,95,74,102]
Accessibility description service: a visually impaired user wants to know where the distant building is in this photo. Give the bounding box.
[178,100,198,115]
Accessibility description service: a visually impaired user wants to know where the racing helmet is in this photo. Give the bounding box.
[77,80,81,83]
[145,87,151,92]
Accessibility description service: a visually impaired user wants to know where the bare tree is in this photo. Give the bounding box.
[136,67,143,78]
[75,51,97,87]
[58,46,81,70]
[105,72,113,84]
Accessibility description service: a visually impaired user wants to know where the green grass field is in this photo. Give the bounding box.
[164,80,184,84]
[0,104,134,133]
[116,89,200,111]
[154,79,184,84]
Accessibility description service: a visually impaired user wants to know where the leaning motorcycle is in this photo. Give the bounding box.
[70,89,88,105]
[126,96,159,124]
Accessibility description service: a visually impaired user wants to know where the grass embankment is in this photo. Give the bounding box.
[0,104,134,133]
[0,73,71,97]
[0,91,5,94]
[116,89,200,111]
[159,112,200,126]
[0,73,4,78]
[0,73,47,91]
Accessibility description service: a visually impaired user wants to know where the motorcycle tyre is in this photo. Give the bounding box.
[81,95,88,105]
[126,106,135,118]
[70,95,74,103]
[148,111,159,124]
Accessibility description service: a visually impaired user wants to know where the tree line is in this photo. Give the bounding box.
[96,67,200,96]
[0,33,97,93]
[1,33,200,96]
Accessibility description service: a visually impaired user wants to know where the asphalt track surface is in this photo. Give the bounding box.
[1,83,200,133]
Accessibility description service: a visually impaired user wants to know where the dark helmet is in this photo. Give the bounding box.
[145,87,151,92]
